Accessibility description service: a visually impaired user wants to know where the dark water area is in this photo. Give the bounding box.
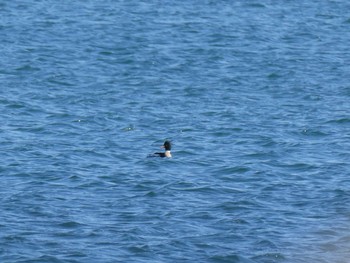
[1,1,350,262]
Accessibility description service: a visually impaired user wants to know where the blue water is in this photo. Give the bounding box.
[1,1,350,262]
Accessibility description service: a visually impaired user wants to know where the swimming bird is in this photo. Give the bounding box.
[151,140,172,158]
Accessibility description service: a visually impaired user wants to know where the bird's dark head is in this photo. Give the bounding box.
[163,141,171,151]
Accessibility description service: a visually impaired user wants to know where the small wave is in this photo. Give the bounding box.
[326,117,350,124]
[252,252,286,262]
[58,221,83,229]
[209,254,257,263]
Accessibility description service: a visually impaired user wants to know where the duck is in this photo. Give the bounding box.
[150,140,172,158]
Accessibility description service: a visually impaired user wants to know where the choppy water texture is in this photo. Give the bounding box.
[1,1,350,262]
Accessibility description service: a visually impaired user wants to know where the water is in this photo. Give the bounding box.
[1,1,350,262]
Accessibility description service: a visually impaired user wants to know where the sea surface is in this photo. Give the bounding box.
[1,1,350,262]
